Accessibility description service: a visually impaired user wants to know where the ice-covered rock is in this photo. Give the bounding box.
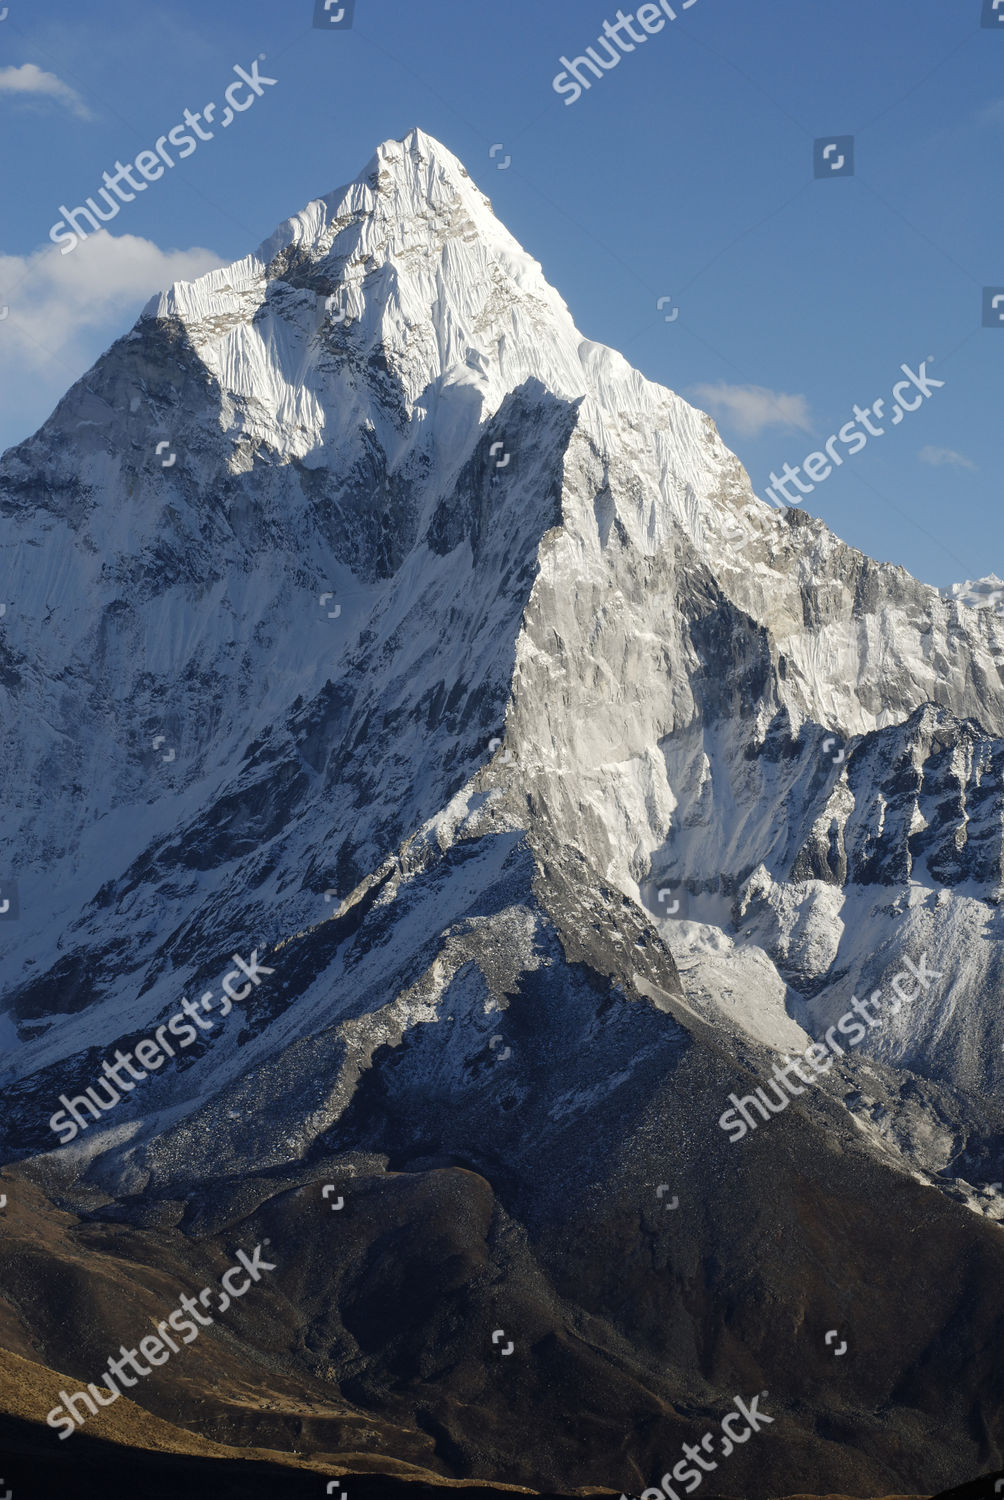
[1,128,1002,1195]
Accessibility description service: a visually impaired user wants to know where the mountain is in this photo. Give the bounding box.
[1,128,1002,1499]
[941,574,1004,613]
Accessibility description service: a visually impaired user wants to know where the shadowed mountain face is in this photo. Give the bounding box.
[1,129,1003,1498]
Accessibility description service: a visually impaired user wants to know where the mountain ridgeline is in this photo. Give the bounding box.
[0,129,1002,1497]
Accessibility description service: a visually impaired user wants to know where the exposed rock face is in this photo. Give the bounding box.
[1,129,1002,1497]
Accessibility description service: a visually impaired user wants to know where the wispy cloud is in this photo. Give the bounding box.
[919,445,976,471]
[0,62,93,119]
[692,383,812,438]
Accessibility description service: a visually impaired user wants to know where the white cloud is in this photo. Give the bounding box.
[692,382,812,438]
[0,62,93,119]
[919,445,976,471]
[0,231,225,450]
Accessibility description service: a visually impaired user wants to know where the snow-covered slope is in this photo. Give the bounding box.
[942,574,1004,612]
[3,127,1004,1499]
[1,124,1002,1181]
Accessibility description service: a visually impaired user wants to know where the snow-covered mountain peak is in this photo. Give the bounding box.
[3,130,1004,1204]
[3,129,1004,1500]
[139,126,590,424]
[941,574,1004,612]
[129,129,743,556]
[123,134,1004,762]
[358,126,498,227]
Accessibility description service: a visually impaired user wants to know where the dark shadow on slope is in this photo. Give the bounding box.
[0,1409,593,1498]
[3,381,579,1074]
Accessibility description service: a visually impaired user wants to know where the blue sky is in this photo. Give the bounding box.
[0,0,1000,588]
